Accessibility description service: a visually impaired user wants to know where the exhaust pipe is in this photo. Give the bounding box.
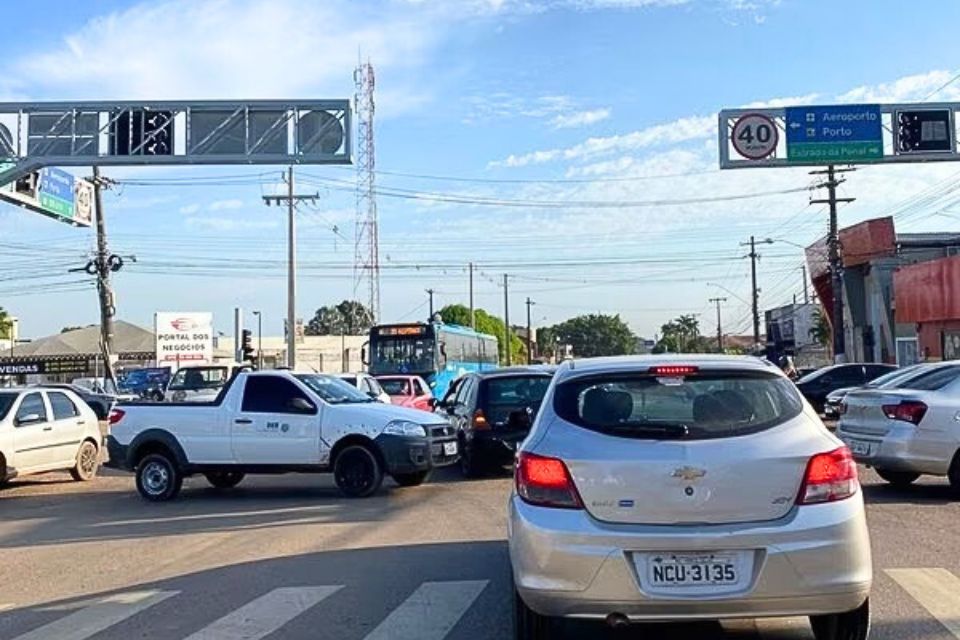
[605,612,630,628]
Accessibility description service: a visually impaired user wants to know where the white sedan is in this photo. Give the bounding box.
[837,361,960,490]
[0,387,102,485]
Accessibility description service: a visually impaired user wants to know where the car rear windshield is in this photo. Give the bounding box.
[896,365,960,391]
[0,393,15,421]
[554,370,803,440]
[379,379,411,395]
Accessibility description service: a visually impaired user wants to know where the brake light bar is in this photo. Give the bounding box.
[516,452,582,509]
[797,447,858,505]
[649,365,699,376]
[882,401,927,425]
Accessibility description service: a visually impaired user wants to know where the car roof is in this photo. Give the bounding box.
[471,365,558,380]
[553,354,780,382]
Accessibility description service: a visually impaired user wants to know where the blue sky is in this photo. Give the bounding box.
[3,0,960,340]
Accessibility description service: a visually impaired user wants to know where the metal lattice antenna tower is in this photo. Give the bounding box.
[354,61,380,321]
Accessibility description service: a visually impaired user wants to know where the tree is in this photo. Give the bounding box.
[541,314,636,358]
[438,304,525,363]
[0,308,11,340]
[809,308,831,350]
[654,314,710,353]
[305,300,374,336]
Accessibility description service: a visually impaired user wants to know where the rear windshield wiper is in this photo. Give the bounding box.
[601,423,689,439]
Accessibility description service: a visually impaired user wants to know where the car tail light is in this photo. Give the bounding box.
[108,409,126,425]
[797,447,858,505]
[838,402,848,415]
[515,452,582,509]
[649,365,699,376]
[882,401,927,425]
[472,410,490,430]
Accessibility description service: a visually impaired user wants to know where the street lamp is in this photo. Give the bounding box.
[251,311,263,370]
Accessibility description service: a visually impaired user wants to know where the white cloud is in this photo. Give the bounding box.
[179,204,200,215]
[838,70,960,104]
[185,217,278,231]
[551,108,611,129]
[208,199,244,212]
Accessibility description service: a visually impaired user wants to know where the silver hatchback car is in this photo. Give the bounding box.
[509,355,872,639]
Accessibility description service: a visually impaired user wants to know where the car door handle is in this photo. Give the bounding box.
[43,426,53,431]
[234,418,253,425]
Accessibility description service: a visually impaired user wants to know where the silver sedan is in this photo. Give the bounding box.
[509,355,872,639]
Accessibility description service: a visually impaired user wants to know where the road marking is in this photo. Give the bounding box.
[10,590,177,640]
[92,505,336,527]
[887,568,960,638]
[183,586,342,640]
[363,580,488,640]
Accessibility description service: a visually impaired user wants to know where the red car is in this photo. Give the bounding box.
[376,375,434,411]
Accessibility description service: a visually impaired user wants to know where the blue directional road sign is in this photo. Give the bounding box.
[785,104,883,164]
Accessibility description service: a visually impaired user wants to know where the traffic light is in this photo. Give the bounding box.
[111,109,174,156]
[241,329,256,364]
[896,109,953,154]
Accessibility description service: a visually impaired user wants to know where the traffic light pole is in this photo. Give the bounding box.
[92,167,117,390]
[811,165,855,363]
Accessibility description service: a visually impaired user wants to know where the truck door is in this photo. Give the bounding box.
[231,375,321,465]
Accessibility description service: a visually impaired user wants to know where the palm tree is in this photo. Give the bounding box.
[0,307,11,341]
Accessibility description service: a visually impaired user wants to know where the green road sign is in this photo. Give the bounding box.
[787,140,883,163]
[39,192,72,218]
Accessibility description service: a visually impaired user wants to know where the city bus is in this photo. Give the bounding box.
[366,322,499,399]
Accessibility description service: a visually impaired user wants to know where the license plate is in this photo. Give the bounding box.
[846,439,873,456]
[443,441,457,456]
[649,553,738,587]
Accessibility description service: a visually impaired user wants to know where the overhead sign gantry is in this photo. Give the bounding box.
[0,99,352,185]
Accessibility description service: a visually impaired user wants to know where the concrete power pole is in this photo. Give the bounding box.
[426,288,435,320]
[525,297,535,364]
[92,167,117,388]
[709,297,727,352]
[468,262,475,329]
[503,274,511,366]
[811,165,855,363]
[748,236,760,349]
[262,167,318,369]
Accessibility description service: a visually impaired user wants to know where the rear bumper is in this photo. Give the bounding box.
[837,423,949,475]
[471,430,527,465]
[103,435,132,471]
[508,494,871,621]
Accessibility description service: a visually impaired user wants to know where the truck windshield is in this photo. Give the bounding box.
[295,374,375,404]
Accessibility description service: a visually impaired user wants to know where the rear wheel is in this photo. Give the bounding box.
[204,471,245,489]
[875,468,920,488]
[333,445,383,498]
[392,471,431,487]
[810,598,870,640]
[136,452,183,502]
[948,451,960,495]
[514,590,553,640]
[70,441,99,482]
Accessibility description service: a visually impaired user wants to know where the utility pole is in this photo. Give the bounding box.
[262,167,318,369]
[503,274,511,366]
[801,264,809,304]
[468,262,475,329]
[810,165,856,363]
[737,236,763,351]
[252,311,263,370]
[92,167,117,389]
[709,297,727,352]
[525,297,535,364]
[426,288,435,320]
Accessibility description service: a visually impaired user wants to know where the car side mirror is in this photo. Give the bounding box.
[16,413,43,426]
[288,397,316,414]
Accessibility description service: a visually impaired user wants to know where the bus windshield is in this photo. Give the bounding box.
[372,337,436,374]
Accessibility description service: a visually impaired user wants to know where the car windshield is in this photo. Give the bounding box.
[895,365,960,391]
[0,393,16,421]
[867,364,922,388]
[338,375,358,387]
[295,374,375,404]
[555,371,803,440]
[379,378,411,395]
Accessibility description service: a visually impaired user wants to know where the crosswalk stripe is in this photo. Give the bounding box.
[887,568,960,639]
[10,590,177,640]
[183,586,342,640]
[363,580,488,640]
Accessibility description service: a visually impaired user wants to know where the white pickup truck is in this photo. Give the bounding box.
[105,370,459,501]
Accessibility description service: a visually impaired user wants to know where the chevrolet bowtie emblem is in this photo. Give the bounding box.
[672,466,707,481]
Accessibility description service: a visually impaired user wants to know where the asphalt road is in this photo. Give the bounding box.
[0,466,958,640]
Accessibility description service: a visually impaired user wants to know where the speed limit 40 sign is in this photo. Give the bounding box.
[731,113,778,160]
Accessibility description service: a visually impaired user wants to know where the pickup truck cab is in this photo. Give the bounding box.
[164,363,249,403]
[106,371,458,501]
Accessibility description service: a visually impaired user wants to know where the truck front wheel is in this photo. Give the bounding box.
[333,445,383,498]
[136,452,183,502]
